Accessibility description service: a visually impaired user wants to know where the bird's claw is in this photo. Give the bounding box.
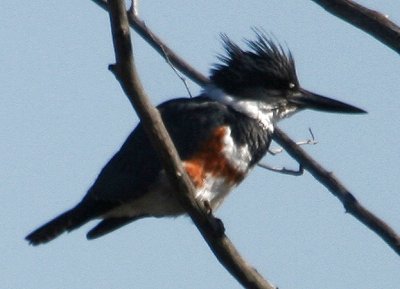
[203,200,225,237]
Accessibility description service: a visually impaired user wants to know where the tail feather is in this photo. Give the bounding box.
[25,205,92,246]
[87,215,146,240]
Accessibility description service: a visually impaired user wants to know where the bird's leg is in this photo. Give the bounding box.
[203,200,225,237]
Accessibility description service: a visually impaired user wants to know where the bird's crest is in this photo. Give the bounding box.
[210,30,299,95]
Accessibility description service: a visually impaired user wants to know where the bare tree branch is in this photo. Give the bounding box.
[106,1,276,288]
[273,128,400,255]
[311,0,400,54]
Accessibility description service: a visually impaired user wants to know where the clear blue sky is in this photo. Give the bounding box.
[1,1,399,288]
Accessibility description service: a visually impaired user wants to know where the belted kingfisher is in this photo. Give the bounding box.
[26,32,365,245]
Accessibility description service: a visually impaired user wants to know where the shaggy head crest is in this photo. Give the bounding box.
[210,32,299,95]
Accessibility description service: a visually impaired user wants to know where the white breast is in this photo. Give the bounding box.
[194,126,251,209]
[204,85,275,133]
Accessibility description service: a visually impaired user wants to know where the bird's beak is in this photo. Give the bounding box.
[288,88,366,114]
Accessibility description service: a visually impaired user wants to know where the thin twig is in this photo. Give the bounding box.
[106,1,276,288]
[258,162,304,176]
[125,6,193,97]
[157,44,193,98]
[311,0,400,55]
[268,128,318,155]
[268,139,316,155]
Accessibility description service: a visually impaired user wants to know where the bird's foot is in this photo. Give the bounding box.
[203,201,225,237]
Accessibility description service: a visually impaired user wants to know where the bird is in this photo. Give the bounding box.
[26,32,366,245]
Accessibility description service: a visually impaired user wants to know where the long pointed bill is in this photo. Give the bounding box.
[289,88,366,114]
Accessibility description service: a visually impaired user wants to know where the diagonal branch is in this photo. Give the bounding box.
[106,1,276,288]
[311,0,400,54]
[273,128,400,255]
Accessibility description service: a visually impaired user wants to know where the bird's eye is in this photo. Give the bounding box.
[288,82,296,89]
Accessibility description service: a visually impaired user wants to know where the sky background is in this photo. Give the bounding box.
[1,1,399,288]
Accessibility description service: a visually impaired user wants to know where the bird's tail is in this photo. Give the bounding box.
[25,204,92,246]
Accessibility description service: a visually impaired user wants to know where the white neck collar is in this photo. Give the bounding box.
[204,85,275,132]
